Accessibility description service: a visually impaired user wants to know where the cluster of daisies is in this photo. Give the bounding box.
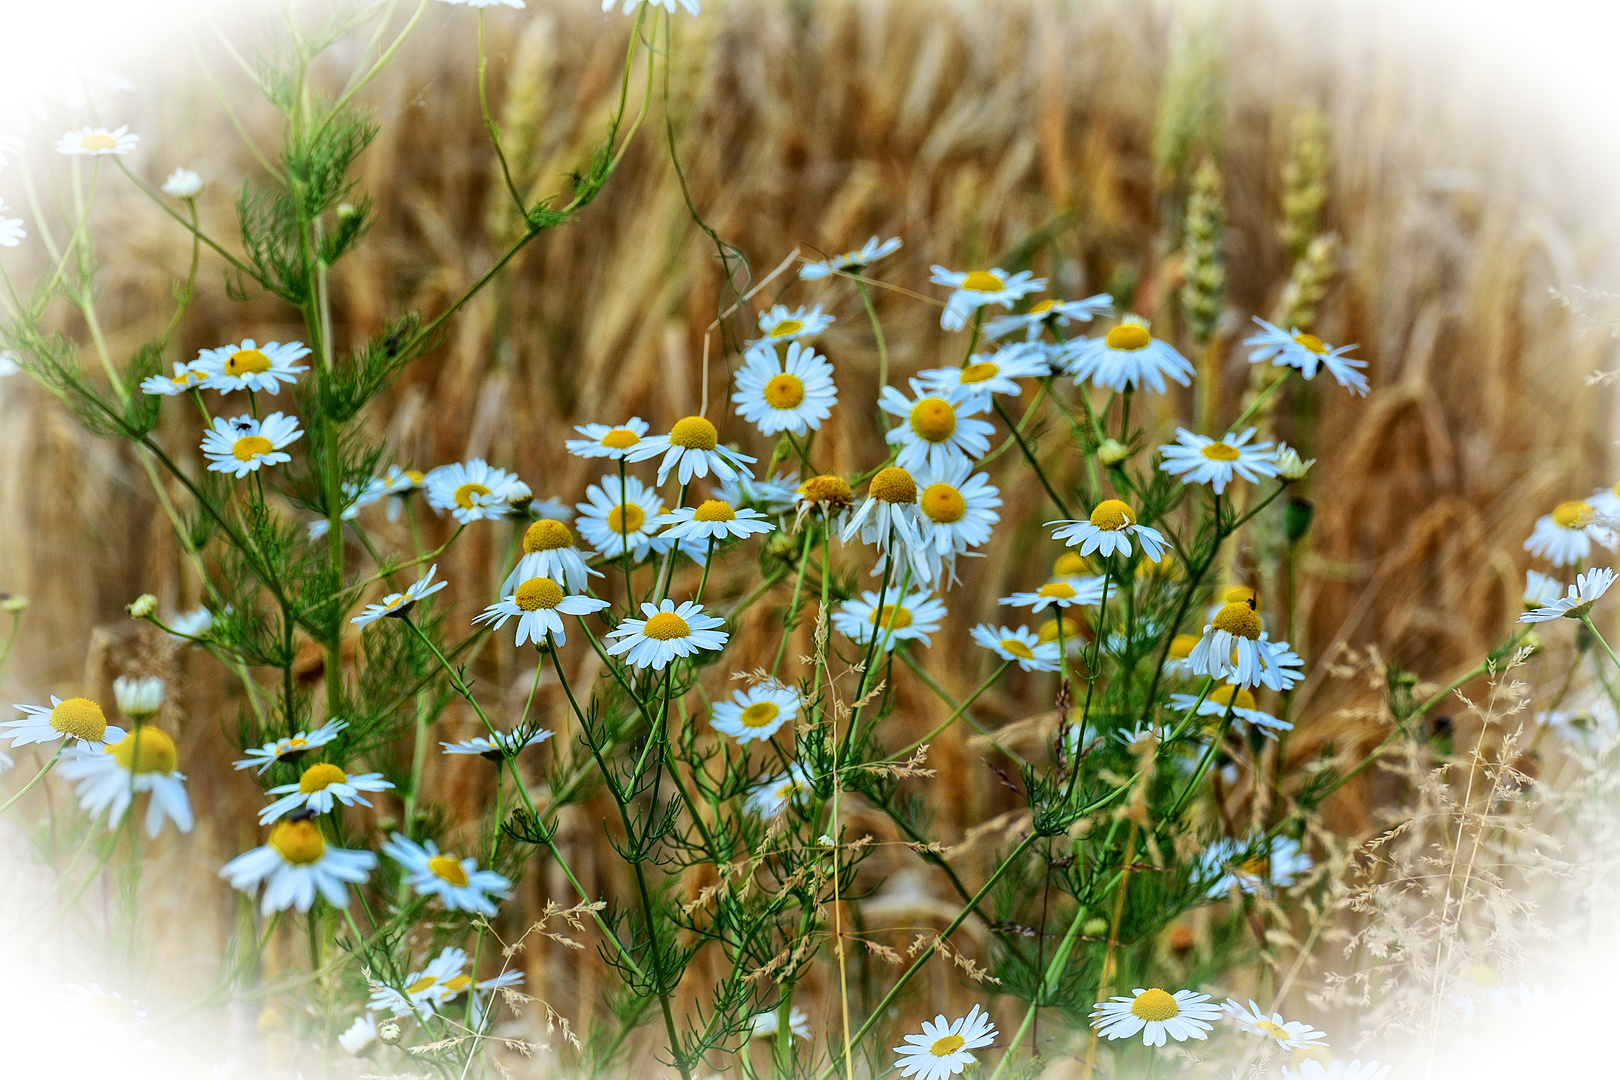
[1518,480,1620,642]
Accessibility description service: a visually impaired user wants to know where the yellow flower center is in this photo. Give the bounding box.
[276,737,309,756]
[909,398,958,443]
[1208,683,1258,711]
[867,604,913,629]
[50,697,108,741]
[920,484,966,524]
[523,519,573,552]
[739,701,780,728]
[454,482,491,509]
[869,466,918,504]
[1130,988,1180,1022]
[600,427,640,450]
[1292,332,1327,354]
[515,576,564,611]
[109,727,177,774]
[961,271,1003,292]
[929,1034,966,1057]
[1105,324,1151,351]
[171,370,201,387]
[1238,855,1270,877]
[1089,499,1134,531]
[769,319,804,338]
[1053,552,1087,577]
[406,976,438,995]
[87,993,135,1024]
[1168,633,1199,660]
[1212,601,1263,640]
[959,361,1000,384]
[1201,441,1241,462]
[233,435,274,461]
[1029,299,1058,316]
[226,349,272,376]
[268,819,326,865]
[1000,638,1036,659]
[429,854,469,887]
[441,975,473,994]
[1037,582,1077,599]
[79,133,117,151]
[763,373,806,409]
[1038,617,1081,643]
[642,612,691,640]
[693,499,736,522]
[299,761,348,793]
[799,474,853,508]
[1554,500,1595,529]
[607,503,646,534]
[670,416,719,450]
[1257,1019,1290,1040]
[405,470,425,484]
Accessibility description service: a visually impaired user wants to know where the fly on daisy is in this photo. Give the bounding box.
[970,624,1060,671]
[878,380,995,474]
[441,727,553,760]
[749,303,834,346]
[710,682,800,743]
[57,726,193,837]
[832,589,947,652]
[893,1004,997,1080]
[733,341,838,435]
[1187,599,1303,691]
[626,415,757,486]
[1049,499,1170,561]
[55,125,139,156]
[916,342,1050,411]
[2,694,113,748]
[139,361,206,396]
[220,813,377,915]
[192,339,310,394]
[473,575,610,648]
[984,294,1114,341]
[1222,998,1328,1050]
[566,417,649,460]
[654,499,776,543]
[1244,316,1369,396]
[1064,317,1195,393]
[1159,427,1279,495]
[799,235,902,279]
[576,473,667,561]
[929,265,1046,331]
[1524,499,1619,567]
[424,460,528,524]
[351,564,449,627]
[1090,987,1222,1047]
[258,762,395,824]
[381,833,512,916]
[234,719,348,773]
[605,599,729,670]
[201,413,303,478]
[1520,566,1616,623]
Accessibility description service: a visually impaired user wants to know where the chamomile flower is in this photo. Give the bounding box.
[62,984,153,1041]
[719,470,801,515]
[381,833,512,916]
[879,381,995,474]
[193,339,310,394]
[1284,1061,1391,1080]
[1187,600,1304,691]
[161,167,202,198]
[113,676,163,719]
[441,727,553,759]
[201,413,303,478]
[917,342,1050,411]
[1169,684,1292,737]
[842,466,925,565]
[1065,320,1195,393]
[258,762,395,824]
[627,415,756,486]
[1520,566,1616,623]
[1159,427,1279,495]
[1200,834,1313,896]
[655,499,776,543]
[1049,500,1170,562]
[711,682,800,743]
[605,599,728,670]
[500,518,599,595]
[745,762,814,816]
[351,564,448,627]
[58,726,193,837]
[338,1014,377,1056]
[1090,988,1221,1047]
[892,1004,998,1080]
[55,125,139,156]
[748,1006,810,1041]
[930,266,1046,331]
[2,695,113,748]
[577,474,667,561]
[424,460,527,524]
[0,201,24,246]
[1039,615,1086,656]
[1524,500,1619,566]
[221,816,377,915]
[1000,576,1111,612]
[368,947,471,1018]
[799,236,902,280]
[566,417,649,461]
[970,624,1060,672]
[473,576,610,648]
[912,461,1001,585]
[795,473,856,531]
[985,294,1114,341]
[749,303,834,346]
[1523,570,1564,610]
[733,341,838,435]
[1222,999,1328,1050]
[377,465,426,520]
[832,589,946,652]
[1244,317,1369,395]
[234,719,348,773]
[140,361,207,396]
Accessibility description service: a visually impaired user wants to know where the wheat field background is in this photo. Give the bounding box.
[1,0,1615,1069]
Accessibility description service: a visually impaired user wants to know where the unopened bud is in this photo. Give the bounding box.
[0,594,28,613]
[1097,439,1130,466]
[337,202,358,219]
[1082,918,1110,938]
[1275,442,1315,481]
[127,594,157,619]
[378,1019,403,1046]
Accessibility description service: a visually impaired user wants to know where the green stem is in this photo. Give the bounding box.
[0,744,65,816]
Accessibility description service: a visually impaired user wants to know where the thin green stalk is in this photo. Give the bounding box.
[0,744,65,816]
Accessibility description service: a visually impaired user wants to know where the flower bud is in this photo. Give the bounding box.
[114,676,165,720]
[0,594,28,613]
[127,594,157,619]
[1275,442,1315,481]
[1097,439,1130,466]
[1082,917,1110,938]
[378,1019,404,1046]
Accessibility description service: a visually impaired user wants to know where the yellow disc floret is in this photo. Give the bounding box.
[739,702,780,728]
[268,819,326,865]
[607,503,647,534]
[429,854,469,887]
[600,427,640,450]
[523,519,573,553]
[763,373,806,409]
[1201,441,1241,462]
[1054,552,1087,577]
[909,398,958,443]
[961,271,1003,292]
[226,349,272,376]
[799,475,853,508]
[868,604,913,628]
[1554,500,1595,529]
[1257,1019,1290,1040]
[1168,633,1199,660]
[1212,600,1263,641]
[233,436,274,461]
[50,697,108,741]
[1037,582,1077,599]
[110,727,177,774]
[929,1034,966,1057]
[1208,683,1258,711]
[299,761,348,794]
[454,482,491,509]
[642,612,691,640]
[959,361,1000,384]
[1129,988,1180,1022]
[869,466,918,505]
[1038,617,1081,644]
[769,319,804,338]
[669,416,719,451]
[515,577,565,611]
[1105,324,1152,351]
[920,484,966,524]
[1029,299,1058,316]
[999,638,1036,660]
[693,500,737,522]
[1292,333,1328,354]
[1089,499,1134,531]
[79,133,118,152]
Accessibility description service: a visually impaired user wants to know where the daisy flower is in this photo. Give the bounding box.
[201,413,303,478]
[473,576,610,648]
[351,564,449,627]
[1524,499,1619,566]
[605,600,728,670]
[258,762,394,824]
[381,833,512,916]
[917,342,1050,411]
[745,762,814,816]
[1222,999,1328,1050]
[1285,1061,1391,1080]
[161,167,202,198]
[799,236,902,280]
[1090,987,1221,1047]
[1049,499,1170,562]
[2,694,113,748]
[57,726,193,837]
[113,676,163,719]
[841,466,925,568]
[234,719,348,773]
[970,624,1060,672]
[62,984,153,1040]
[577,473,667,561]
[748,304,834,347]
[1064,319,1195,393]
[930,266,1046,331]
[832,589,946,652]
[1200,834,1314,896]
[139,361,207,396]
[711,682,799,743]
[912,461,1001,586]
[377,465,427,520]
[795,473,856,530]
[1523,570,1563,610]
[1169,684,1292,738]
[893,1004,998,1080]
[338,1014,377,1056]
[718,470,801,515]
[0,201,24,247]
[192,339,310,394]
[748,1006,810,1041]
[1159,427,1279,495]
[55,125,139,156]
[654,499,776,545]
[492,519,598,598]
[441,727,552,760]
[566,417,649,461]
[1244,317,1369,395]
[1521,566,1616,623]
[424,460,527,524]
[985,294,1114,341]
[1588,479,1620,521]
[733,341,838,435]
[1000,576,1111,613]
[626,416,756,486]
[878,380,994,474]
[221,816,377,915]
[1187,600,1303,691]
[1039,615,1085,655]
